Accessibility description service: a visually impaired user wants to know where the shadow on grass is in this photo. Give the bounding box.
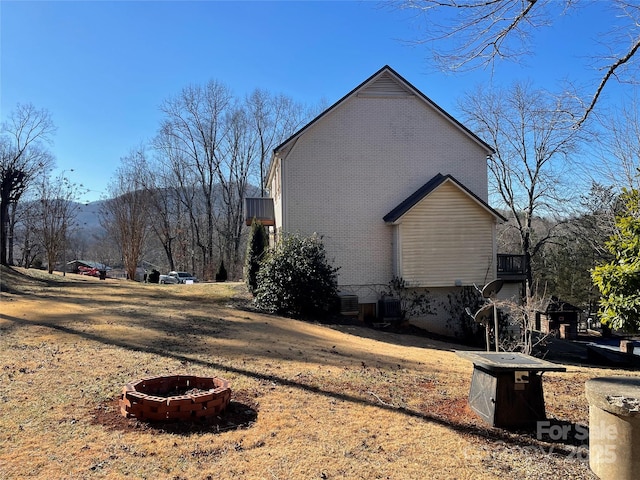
[2,312,588,455]
[235,300,475,353]
[2,265,463,355]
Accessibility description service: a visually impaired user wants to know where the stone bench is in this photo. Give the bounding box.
[585,376,640,480]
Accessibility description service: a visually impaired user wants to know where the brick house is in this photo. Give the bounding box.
[247,66,522,335]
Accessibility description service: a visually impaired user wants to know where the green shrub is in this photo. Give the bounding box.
[245,219,269,294]
[592,188,640,332]
[254,233,339,318]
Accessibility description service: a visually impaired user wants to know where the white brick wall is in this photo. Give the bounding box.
[275,92,491,297]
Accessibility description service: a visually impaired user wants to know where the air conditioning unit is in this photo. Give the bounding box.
[378,297,402,322]
[338,295,359,316]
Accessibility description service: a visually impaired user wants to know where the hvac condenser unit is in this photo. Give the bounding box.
[338,295,359,316]
[378,297,402,322]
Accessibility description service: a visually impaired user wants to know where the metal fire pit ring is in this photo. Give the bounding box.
[119,375,231,421]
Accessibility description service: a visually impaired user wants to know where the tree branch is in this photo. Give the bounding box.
[576,35,640,127]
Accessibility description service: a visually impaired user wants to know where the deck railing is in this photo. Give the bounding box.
[497,254,527,280]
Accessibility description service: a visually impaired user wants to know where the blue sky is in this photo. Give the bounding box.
[1,1,627,203]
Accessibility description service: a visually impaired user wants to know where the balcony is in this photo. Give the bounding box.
[497,254,527,281]
[244,197,275,226]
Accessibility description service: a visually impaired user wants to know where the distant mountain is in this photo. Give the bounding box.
[75,200,104,230]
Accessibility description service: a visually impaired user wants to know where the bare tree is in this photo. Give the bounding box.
[1,103,55,265]
[496,283,553,355]
[13,197,43,268]
[153,129,203,274]
[155,81,233,279]
[101,149,151,281]
[592,94,640,191]
[115,144,182,273]
[246,89,309,196]
[34,172,81,274]
[141,162,183,273]
[151,82,313,279]
[460,81,585,288]
[214,106,257,278]
[400,0,640,125]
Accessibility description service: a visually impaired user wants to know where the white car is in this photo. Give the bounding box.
[167,271,198,284]
[159,274,179,284]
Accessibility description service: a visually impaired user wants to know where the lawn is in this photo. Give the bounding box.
[0,266,632,479]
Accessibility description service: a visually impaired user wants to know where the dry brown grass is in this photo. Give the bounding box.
[0,266,635,479]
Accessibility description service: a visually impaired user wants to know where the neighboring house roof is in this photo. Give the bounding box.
[68,260,110,270]
[383,173,506,224]
[538,296,581,314]
[267,65,495,184]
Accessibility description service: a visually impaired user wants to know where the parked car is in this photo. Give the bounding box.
[159,274,179,284]
[78,266,100,277]
[167,271,198,284]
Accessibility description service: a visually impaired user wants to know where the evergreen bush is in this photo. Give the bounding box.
[592,188,640,332]
[245,219,269,294]
[254,233,339,318]
[215,261,228,282]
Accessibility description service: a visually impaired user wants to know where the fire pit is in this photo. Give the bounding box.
[119,375,231,421]
[456,351,566,429]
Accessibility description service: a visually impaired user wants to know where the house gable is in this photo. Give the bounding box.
[264,66,499,300]
[385,175,502,288]
[267,65,494,181]
[357,70,415,98]
[384,174,506,224]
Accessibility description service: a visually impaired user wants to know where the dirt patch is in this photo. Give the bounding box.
[93,390,259,435]
[430,397,477,425]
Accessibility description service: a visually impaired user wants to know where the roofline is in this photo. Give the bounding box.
[272,65,495,160]
[383,173,507,224]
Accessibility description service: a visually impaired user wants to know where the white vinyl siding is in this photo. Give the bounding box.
[397,181,495,287]
[357,71,414,98]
